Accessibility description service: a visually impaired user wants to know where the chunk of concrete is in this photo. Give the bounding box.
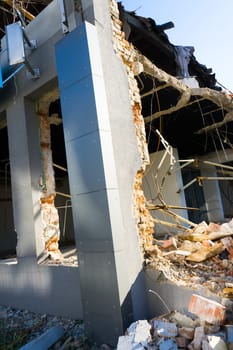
[159,338,178,350]
[178,327,195,340]
[171,311,199,328]
[175,336,189,348]
[207,335,228,350]
[19,325,64,350]
[188,326,205,350]
[117,335,134,350]
[225,325,233,343]
[127,320,151,346]
[153,320,178,337]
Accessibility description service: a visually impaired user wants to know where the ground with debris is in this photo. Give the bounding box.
[146,218,233,298]
[0,305,90,349]
[117,293,233,349]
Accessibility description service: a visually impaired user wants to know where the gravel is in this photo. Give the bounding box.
[0,305,94,349]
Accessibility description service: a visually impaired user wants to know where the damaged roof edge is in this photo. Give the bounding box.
[118,1,221,91]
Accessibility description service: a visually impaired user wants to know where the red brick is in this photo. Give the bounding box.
[188,294,226,325]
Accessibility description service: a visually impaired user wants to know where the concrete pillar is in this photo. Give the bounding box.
[56,22,145,345]
[200,165,224,222]
[7,98,43,259]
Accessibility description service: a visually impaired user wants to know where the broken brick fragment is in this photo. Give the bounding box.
[159,236,177,250]
[188,294,226,325]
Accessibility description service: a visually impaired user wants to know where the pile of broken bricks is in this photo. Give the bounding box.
[117,294,233,349]
[147,219,233,297]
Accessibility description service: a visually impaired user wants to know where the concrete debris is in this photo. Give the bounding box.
[170,311,199,329]
[206,335,228,350]
[158,338,178,349]
[147,218,233,296]
[117,294,233,350]
[117,320,151,349]
[152,320,178,337]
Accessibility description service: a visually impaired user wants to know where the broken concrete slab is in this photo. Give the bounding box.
[170,311,199,328]
[152,320,178,337]
[19,325,64,350]
[225,325,233,343]
[207,335,228,350]
[178,327,195,339]
[117,320,151,350]
[187,326,205,350]
[158,338,178,350]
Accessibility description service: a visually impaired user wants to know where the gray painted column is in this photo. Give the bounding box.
[7,98,43,259]
[200,165,224,222]
[56,22,140,345]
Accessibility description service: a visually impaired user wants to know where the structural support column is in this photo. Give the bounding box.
[56,22,139,345]
[39,112,62,260]
[200,165,224,222]
[7,98,43,259]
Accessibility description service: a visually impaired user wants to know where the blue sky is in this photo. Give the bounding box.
[121,0,233,92]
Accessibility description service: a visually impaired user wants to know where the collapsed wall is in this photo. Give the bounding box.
[109,0,233,302]
[38,101,62,261]
[110,0,155,254]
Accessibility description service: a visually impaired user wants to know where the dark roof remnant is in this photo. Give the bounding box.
[118,2,233,158]
[0,0,52,38]
[118,2,220,91]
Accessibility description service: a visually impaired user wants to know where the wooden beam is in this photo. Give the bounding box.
[2,0,35,21]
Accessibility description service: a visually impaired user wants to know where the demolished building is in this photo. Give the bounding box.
[0,0,233,346]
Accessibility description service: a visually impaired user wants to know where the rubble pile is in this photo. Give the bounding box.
[117,294,233,350]
[147,219,233,296]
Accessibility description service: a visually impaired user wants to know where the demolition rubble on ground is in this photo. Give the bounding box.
[117,293,233,349]
[146,218,233,297]
[116,218,233,349]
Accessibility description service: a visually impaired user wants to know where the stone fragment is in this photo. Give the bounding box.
[202,340,212,350]
[175,336,189,348]
[203,322,220,334]
[153,320,177,337]
[170,311,199,328]
[18,325,64,350]
[225,325,233,343]
[127,320,151,346]
[207,335,228,350]
[117,335,134,350]
[178,327,195,339]
[187,326,205,350]
[188,294,226,325]
[221,237,233,251]
[159,338,178,350]
[159,237,177,250]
